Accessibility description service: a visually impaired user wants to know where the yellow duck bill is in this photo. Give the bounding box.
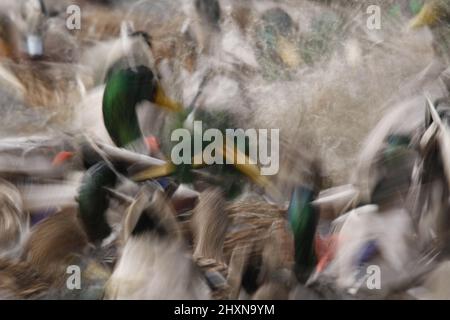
[409,1,444,29]
[154,84,183,112]
[132,162,176,182]
[131,146,271,189]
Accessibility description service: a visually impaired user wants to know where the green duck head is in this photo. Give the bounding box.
[371,134,415,206]
[102,65,181,149]
[257,7,295,56]
[161,108,268,199]
[261,8,295,39]
[288,185,319,283]
[384,134,412,158]
[132,105,273,200]
[255,8,302,79]
[77,162,117,245]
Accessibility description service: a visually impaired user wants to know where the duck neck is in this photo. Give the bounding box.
[78,162,117,244]
[102,67,152,149]
[104,100,143,149]
[288,186,319,283]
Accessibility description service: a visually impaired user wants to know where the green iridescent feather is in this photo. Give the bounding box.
[162,108,250,199]
[102,66,156,148]
[77,162,117,244]
[288,186,318,283]
[79,66,159,244]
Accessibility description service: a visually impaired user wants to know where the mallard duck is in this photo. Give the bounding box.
[86,28,261,198]
[313,95,450,298]
[105,188,211,299]
[73,24,185,247]
[0,204,109,299]
[0,11,83,132]
[77,162,118,245]
[263,154,321,289]
[217,166,324,300]
[49,137,173,251]
[103,64,181,152]
[252,7,302,80]
[70,144,160,249]
[348,67,450,260]
[130,84,273,201]
[352,68,449,203]
[19,207,111,299]
[22,208,89,282]
[0,0,80,63]
[75,22,181,149]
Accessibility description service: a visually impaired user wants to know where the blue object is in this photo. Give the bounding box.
[356,239,379,267]
[156,177,171,190]
[30,207,57,226]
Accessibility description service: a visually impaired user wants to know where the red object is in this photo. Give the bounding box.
[315,234,339,273]
[145,135,160,153]
[52,151,74,166]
